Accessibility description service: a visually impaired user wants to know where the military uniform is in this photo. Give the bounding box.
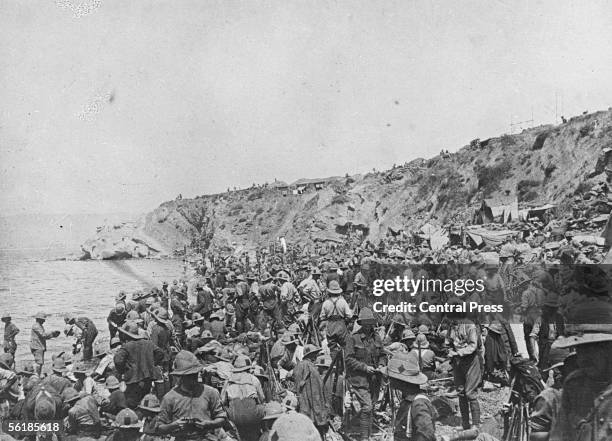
[345,327,384,440]
[549,370,611,441]
[30,318,58,374]
[279,280,300,325]
[319,288,352,360]
[234,280,250,333]
[449,318,482,429]
[259,281,283,330]
[575,383,612,441]
[519,283,544,360]
[72,317,98,361]
[298,276,322,301]
[194,285,215,318]
[393,395,437,441]
[2,321,19,357]
[548,300,612,441]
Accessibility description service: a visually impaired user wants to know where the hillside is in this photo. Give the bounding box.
[80,109,612,259]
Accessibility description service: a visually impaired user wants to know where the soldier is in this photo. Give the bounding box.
[64,314,98,361]
[0,355,18,411]
[108,301,128,340]
[2,313,19,358]
[138,394,162,441]
[345,307,386,441]
[107,408,143,441]
[114,322,165,409]
[40,357,72,395]
[194,279,215,319]
[259,273,283,331]
[259,401,285,441]
[161,281,169,297]
[29,312,60,376]
[387,353,436,441]
[529,348,573,441]
[221,355,265,441]
[101,375,127,416]
[293,344,329,438]
[519,279,545,361]
[297,268,323,303]
[483,263,507,310]
[340,261,355,295]
[410,333,437,380]
[549,300,612,441]
[278,272,299,327]
[447,302,482,430]
[352,276,369,312]
[149,306,173,400]
[319,280,352,362]
[324,261,340,286]
[63,387,102,438]
[277,332,299,371]
[158,350,228,441]
[234,274,251,333]
[530,298,564,370]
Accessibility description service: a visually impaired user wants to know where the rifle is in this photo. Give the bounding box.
[341,349,351,431]
[264,339,282,399]
[310,317,320,347]
[323,350,342,385]
[384,321,394,342]
[349,288,360,311]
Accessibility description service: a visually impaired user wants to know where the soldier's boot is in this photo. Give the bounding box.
[469,400,481,428]
[458,395,471,430]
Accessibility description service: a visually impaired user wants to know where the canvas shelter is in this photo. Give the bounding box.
[518,204,557,222]
[476,195,519,224]
[465,227,520,248]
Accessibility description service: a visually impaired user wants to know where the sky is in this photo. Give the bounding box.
[1,0,611,216]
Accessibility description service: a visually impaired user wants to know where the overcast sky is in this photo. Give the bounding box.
[1,0,611,216]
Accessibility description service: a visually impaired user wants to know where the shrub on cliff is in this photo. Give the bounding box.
[517,179,541,200]
[476,159,512,197]
[248,192,262,201]
[331,194,350,205]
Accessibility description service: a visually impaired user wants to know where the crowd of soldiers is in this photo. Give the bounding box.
[0,243,611,441]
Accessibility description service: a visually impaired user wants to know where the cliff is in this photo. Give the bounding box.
[81,109,612,259]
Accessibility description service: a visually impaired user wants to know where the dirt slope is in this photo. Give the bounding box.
[82,109,612,258]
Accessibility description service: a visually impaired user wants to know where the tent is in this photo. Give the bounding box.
[476,195,519,224]
[518,204,556,222]
[465,227,520,248]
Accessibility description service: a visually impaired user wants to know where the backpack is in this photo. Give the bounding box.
[509,357,544,405]
[223,374,265,426]
[227,397,264,426]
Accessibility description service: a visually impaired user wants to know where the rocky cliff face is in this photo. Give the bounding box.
[81,109,612,259]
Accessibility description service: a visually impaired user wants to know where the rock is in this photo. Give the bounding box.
[571,235,605,246]
[80,233,159,260]
[155,207,169,223]
[134,244,149,258]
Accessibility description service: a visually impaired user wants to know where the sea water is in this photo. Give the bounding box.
[0,249,185,366]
